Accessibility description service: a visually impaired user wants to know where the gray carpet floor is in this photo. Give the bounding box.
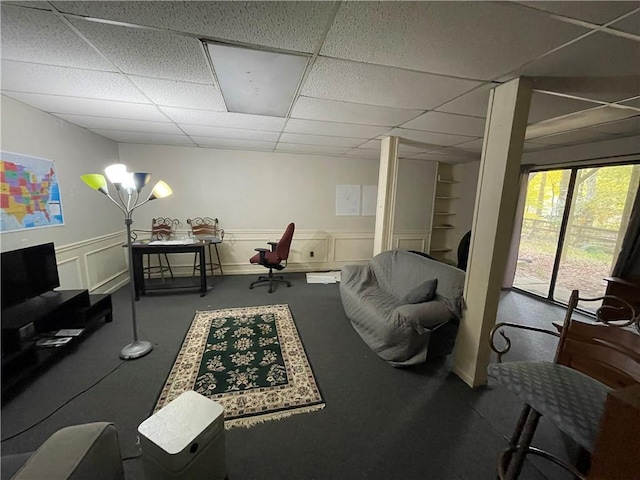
[1,273,585,479]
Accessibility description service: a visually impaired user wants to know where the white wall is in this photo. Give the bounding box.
[117,144,382,273]
[1,96,127,293]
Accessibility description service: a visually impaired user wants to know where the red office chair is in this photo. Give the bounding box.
[249,223,295,293]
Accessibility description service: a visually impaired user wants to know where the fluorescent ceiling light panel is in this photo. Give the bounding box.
[207,43,308,117]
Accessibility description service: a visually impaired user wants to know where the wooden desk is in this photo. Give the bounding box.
[131,242,207,300]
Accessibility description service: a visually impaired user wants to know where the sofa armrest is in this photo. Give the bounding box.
[12,422,124,480]
[395,300,454,333]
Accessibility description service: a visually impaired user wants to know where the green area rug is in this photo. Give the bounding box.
[155,304,324,428]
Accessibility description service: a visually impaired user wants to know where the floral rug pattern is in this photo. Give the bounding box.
[155,304,324,427]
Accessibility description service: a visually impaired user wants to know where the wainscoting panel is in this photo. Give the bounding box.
[54,228,426,289]
[56,256,83,290]
[54,231,128,294]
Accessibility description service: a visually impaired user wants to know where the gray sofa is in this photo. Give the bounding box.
[340,250,465,367]
[2,422,124,480]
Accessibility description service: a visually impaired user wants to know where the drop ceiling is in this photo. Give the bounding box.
[1,1,639,164]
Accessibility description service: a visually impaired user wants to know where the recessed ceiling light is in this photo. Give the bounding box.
[206,42,309,118]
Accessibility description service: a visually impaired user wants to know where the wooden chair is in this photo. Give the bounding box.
[488,290,640,479]
[144,217,180,281]
[187,217,224,277]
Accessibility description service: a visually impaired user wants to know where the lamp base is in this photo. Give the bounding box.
[120,340,153,360]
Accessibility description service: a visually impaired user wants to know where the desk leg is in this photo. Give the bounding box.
[199,246,207,296]
[132,250,144,301]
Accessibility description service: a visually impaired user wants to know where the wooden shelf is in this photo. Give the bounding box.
[434,212,457,215]
[437,180,458,184]
[433,225,454,229]
[435,196,460,200]
[430,247,453,252]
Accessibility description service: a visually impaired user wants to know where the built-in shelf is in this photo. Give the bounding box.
[434,212,457,215]
[430,247,453,252]
[435,196,460,200]
[433,225,455,229]
[437,180,458,184]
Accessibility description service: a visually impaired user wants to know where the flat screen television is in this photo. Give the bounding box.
[1,242,60,310]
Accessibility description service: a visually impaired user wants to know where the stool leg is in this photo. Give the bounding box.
[504,405,540,480]
[214,243,223,276]
[192,252,198,277]
[164,253,174,280]
[157,253,165,281]
[208,243,214,277]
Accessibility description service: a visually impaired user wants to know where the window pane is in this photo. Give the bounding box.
[555,164,640,311]
[513,170,569,297]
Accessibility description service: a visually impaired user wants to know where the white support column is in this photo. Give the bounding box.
[453,78,533,388]
[373,136,399,255]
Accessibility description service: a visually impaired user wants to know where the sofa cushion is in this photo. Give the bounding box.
[400,278,437,304]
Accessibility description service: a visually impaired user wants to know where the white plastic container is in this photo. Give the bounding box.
[138,391,226,480]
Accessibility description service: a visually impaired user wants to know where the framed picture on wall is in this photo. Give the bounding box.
[1,151,65,232]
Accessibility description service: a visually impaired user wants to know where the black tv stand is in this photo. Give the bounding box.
[1,289,113,400]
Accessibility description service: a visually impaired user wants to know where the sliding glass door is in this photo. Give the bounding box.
[513,163,640,311]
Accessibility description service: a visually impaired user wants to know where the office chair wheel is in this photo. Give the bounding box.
[268,288,273,293]
[249,285,254,289]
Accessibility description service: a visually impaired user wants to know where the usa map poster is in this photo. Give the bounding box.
[1,151,64,232]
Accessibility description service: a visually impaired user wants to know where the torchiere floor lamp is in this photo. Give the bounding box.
[82,164,172,360]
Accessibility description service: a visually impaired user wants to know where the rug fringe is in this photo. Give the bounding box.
[225,403,326,429]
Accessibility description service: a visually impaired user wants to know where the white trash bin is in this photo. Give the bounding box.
[138,390,226,480]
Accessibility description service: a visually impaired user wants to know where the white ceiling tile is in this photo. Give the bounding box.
[529,91,602,123]
[401,112,486,137]
[53,1,336,53]
[357,139,435,155]
[590,116,640,136]
[620,97,640,108]
[180,125,280,142]
[532,129,620,145]
[285,118,389,138]
[515,2,639,24]
[405,151,471,162]
[275,144,351,155]
[453,139,485,153]
[384,128,477,147]
[1,60,149,102]
[90,129,195,146]
[127,76,226,110]
[68,18,212,83]
[1,5,116,71]
[302,57,482,110]
[2,92,166,121]
[57,114,181,134]
[279,133,365,148]
[322,2,588,80]
[191,137,276,150]
[159,107,285,131]
[358,139,382,150]
[291,96,422,127]
[435,84,495,118]
[343,149,380,159]
[512,33,640,101]
[609,12,640,36]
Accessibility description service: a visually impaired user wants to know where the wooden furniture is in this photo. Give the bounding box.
[144,217,180,281]
[1,290,113,400]
[589,384,640,480]
[602,276,640,320]
[187,217,224,276]
[488,289,640,479]
[131,242,207,300]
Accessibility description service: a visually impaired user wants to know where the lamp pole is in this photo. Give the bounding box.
[121,216,152,360]
[81,166,172,360]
